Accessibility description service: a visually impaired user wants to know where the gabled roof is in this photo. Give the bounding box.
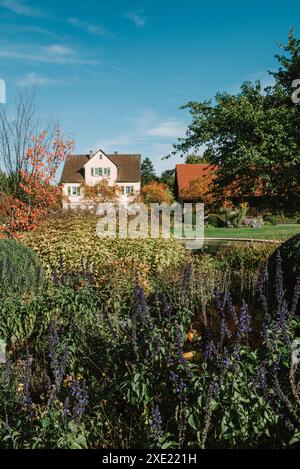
[109,154,141,182]
[176,164,217,196]
[60,153,141,184]
[60,154,89,183]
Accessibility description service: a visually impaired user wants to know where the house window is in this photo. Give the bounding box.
[104,168,111,176]
[92,167,103,176]
[68,187,71,196]
[126,186,134,195]
[120,186,125,195]
[71,186,80,196]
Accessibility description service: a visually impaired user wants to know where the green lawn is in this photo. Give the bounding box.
[204,224,300,241]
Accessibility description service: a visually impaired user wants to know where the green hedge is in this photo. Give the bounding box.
[0,239,45,298]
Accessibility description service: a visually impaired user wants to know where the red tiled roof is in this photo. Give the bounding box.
[176,164,218,196]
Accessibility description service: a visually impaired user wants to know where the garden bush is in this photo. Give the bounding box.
[206,214,226,228]
[20,213,190,291]
[0,239,45,298]
[264,215,278,226]
[0,253,299,449]
[216,241,277,273]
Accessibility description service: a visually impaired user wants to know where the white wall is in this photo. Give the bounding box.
[62,150,141,209]
[84,150,118,186]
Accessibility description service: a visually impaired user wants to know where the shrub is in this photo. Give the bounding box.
[264,215,278,226]
[0,239,45,298]
[0,255,300,449]
[216,241,277,273]
[206,214,226,228]
[20,213,189,290]
[267,233,300,312]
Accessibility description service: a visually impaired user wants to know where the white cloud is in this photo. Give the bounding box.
[68,17,112,38]
[0,43,98,65]
[93,110,188,174]
[125,11,146,29]
[146,119,187,138]
[0,0,40,17]
[112,65,129,73]
[43,45,74,56]
[16,72,59,87]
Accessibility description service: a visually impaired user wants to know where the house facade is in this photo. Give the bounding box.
[60,149,141,209]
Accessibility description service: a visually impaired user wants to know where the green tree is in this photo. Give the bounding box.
[185,154,210,164]
[170,30,300,212]
[159,169,175,195]
[141,157,156,186]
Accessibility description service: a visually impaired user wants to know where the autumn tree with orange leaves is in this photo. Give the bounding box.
[180,177,215,206]
[80,180,120,205]
[0,131,73,236]
[141,181,174,205]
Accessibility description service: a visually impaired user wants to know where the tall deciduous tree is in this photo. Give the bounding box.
[0,131,73,235]
[0,89,56,198]
[170,30,300,212]
[141,181,174,204]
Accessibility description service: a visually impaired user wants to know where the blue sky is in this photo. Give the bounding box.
[0,0,299,174]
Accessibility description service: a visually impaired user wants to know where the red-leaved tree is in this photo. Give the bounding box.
[0,131,73,236]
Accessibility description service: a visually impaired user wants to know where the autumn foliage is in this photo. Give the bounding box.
[80,180,120,204]
[141,181,174,204]
[0,131,73,237]
[180,177,215,205]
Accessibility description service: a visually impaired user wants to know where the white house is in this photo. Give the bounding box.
[60,149,141,209]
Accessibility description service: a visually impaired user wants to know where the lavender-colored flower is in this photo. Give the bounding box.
[170,370,186,396]
[21,355,33,414]
[151,405,163,441]
[203,338,217,360]
[63,397,70,417]
[48,320,69,394]
[257,264,268,315]
[134,280,149,324]
[130,311,138,356]
[275,251,284,307]
[222,347,230,368]
[225,292,238,325]
[237,300,252,337]
[70,378,89,421]
[253,366,267,390]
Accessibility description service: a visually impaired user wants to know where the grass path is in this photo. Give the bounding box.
[204,224,300,241]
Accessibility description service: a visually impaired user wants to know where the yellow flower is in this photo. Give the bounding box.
[183,351,202,362]
[63,374,73,387]
[17,383,24,393]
